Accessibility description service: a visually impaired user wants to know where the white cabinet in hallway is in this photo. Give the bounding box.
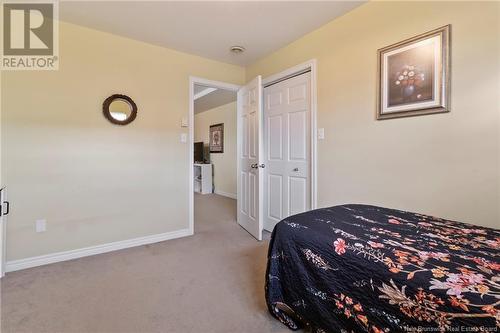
[194,164,213,194]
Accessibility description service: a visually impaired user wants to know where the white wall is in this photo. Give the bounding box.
[247,1,500,227]
[194,102,237,198]
[1,22,244,261]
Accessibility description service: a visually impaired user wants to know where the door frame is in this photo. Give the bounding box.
[0,188,7,278]
[188,77,241,235]
[261,59,318,230]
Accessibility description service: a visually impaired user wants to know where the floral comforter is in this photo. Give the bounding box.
[265,204,500,333]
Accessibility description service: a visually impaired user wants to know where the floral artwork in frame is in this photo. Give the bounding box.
[377,25,451,120]
[209,123,224,153]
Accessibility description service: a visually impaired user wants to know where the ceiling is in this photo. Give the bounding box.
[60,1,365,66]
[194,85,236,114]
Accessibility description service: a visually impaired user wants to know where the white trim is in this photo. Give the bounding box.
[262,59,319,213]
[6,228,191,273]
[193,87,217,100]
[236,85,242,230]
[214,190,237,200]
[311,60,318,210]
[189,77,240,235]
[0,187,7,278]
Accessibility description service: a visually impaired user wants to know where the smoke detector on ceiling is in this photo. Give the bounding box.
[230,46,245,54]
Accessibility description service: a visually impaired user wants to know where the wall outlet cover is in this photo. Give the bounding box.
[35,219,46,233]
[318,128,325,140]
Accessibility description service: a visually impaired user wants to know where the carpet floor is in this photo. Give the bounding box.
[1,194,294,333]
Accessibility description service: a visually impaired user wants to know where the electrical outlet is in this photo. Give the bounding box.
[35,219,46,233]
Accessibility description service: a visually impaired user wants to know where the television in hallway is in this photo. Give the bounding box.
[194,142,204,163]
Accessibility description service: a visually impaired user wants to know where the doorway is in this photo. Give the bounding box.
[189,78,240,236]
[235,69,316,239]
[260,60,318,233]
[189,60,317,240]
[263,71,313,232]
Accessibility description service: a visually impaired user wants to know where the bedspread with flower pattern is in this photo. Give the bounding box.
[265,204,500,333]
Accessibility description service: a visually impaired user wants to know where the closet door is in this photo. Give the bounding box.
[263,72,311,231]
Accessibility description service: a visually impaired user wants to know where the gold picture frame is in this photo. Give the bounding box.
[377,25,451,120]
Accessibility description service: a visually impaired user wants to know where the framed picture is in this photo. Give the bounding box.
[209,123,224,153]
[377,25,450,120]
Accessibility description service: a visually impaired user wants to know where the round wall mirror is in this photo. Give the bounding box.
[103,94,137,125]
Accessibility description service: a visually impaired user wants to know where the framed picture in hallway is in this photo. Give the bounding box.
[377,25,451,120]
[209,123,224,153]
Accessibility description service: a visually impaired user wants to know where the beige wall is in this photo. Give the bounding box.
[2,1,499,263]
[194,102,237,197]
[247,1,500,227]
[1,22,244,261]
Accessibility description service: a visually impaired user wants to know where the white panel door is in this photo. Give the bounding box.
[264,72,311,231]
[237,76,263,240]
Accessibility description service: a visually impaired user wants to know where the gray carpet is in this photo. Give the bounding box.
[1,194,294,333]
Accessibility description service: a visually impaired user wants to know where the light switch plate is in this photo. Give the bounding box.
[180,133,188,143]
[181,117,188,127]
[317,128,325,140]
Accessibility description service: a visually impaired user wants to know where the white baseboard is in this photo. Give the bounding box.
[5,228,192,273]
[214,190,237,199]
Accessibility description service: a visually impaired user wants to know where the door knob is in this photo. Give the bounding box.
[293,167,299,172]
[258,164,265,169]
[251,164,258,169]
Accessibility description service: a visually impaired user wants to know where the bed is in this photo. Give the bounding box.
[265,204,500,333]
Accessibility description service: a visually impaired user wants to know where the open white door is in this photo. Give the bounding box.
[237,76,263,241]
